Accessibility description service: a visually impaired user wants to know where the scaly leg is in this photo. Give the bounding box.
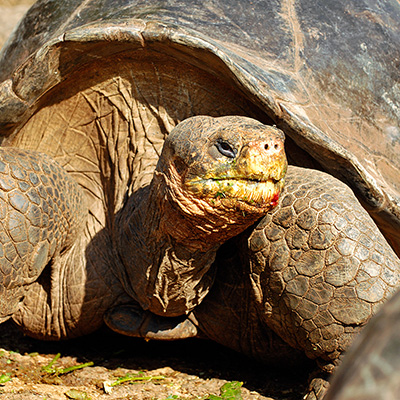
[194,166,400,398]
[0,147,86,327]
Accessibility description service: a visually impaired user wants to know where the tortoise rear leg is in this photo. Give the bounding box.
[0,147,86,324]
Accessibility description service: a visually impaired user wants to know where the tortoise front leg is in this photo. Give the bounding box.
[104,302,199,340]
[194,166,400,399]
[0,147,86,324]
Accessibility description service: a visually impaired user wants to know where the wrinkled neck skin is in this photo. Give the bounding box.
[117,161,264,318]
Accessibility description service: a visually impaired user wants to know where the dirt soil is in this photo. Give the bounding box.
[0,2,314,399]
[0,320,314,400]
[0,0,34,48]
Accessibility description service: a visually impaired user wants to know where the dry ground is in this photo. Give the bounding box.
[0,320,314,400]
[0,0,34,49]
[0,2,314,399]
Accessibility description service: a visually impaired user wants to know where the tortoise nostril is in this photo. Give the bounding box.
[263,141,280,152]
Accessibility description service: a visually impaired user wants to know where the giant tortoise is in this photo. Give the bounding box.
[0,0,400,398]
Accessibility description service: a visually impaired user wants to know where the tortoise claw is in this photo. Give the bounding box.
[104,304,199,340]
[304,377,330,400]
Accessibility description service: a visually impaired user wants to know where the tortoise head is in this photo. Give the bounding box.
[156,115,287,219]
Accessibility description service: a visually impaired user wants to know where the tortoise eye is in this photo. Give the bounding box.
[216,140,237,158]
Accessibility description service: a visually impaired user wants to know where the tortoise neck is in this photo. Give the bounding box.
[117,172,220,317]
[117,160,267,317]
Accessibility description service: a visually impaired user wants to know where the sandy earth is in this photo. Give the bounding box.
[0,0,34,49]
[0,2,314,399]
[0,320,313,400]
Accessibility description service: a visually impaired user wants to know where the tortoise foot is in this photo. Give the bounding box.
[305,377,330,400]
[104,304,199,340]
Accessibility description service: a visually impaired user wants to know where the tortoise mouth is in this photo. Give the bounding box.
[186,176,285,210]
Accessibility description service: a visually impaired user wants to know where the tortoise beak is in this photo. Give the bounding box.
[235,135,287,183]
